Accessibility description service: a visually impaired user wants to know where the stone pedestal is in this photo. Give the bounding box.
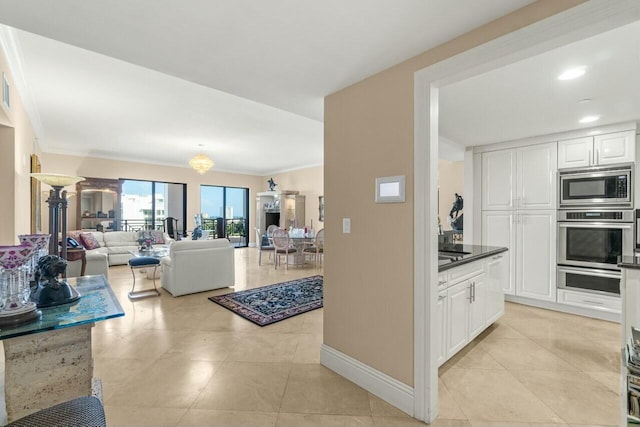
[3,324,94,423]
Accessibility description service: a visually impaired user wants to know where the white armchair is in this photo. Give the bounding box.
[160,239,235,296]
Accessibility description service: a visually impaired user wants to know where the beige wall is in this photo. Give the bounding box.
[324,0,585,386]
[0,45,39,245]
[39,153,323,244]
[40,153,264,240]
[267,165,324,231]
[438,160,464,232]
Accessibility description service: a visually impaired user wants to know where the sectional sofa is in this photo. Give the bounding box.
[66,230,174,277]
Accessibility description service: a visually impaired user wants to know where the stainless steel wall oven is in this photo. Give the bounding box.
[557,209,634,296]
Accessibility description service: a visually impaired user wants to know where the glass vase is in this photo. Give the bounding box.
[18,234,51,293]
[0,243,37,312]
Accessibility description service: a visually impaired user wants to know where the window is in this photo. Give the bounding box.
[121,179,186,236]
[200,185,249,247]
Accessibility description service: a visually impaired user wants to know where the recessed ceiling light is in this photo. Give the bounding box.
[579,115,600,124]
[558,67,586,80]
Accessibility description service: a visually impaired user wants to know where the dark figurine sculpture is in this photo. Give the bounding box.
[448,193,464,232]
[31,255,80,308]
[192,226,203,240]
[267,178,277,191]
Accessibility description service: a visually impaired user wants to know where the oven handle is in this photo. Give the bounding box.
[557,266,621,279]
[558,222,633,230]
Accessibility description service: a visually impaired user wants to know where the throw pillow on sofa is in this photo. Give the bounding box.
[150,230,165,244]
[80,232,101,250]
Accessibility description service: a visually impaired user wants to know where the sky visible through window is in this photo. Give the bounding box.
[201,186,247,219]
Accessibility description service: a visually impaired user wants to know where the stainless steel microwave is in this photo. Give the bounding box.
[559,164,633,208]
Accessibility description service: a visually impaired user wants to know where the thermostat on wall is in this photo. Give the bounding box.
[375,175,405,203]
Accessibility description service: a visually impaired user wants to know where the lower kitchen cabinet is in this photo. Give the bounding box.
[439,254,506,366]
[446,280,471,358]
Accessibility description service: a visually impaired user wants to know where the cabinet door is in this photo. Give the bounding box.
[517,142,557,209]
[446,281,470,358]
[485,253,507,325]
[594,130,636,165]
[481,211,516,295]
[516,210,556,301]
[436,290,447,367]
[558,137,593,169]
[482,150,516,210]
[468,273,487,340]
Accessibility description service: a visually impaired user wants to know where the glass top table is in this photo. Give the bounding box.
[0,275,124,340]
[129,248,169,258]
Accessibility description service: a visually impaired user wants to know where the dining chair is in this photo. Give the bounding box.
[255,228,274,266]
[303,228,324,267]
[272,228,296,270]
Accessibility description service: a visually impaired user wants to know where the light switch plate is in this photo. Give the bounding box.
[342,218,351,234]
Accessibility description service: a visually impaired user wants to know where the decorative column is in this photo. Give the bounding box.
[30,174,85,258]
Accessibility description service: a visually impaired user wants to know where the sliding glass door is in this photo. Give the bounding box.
[121,179,186,236]
[200,185,249,247]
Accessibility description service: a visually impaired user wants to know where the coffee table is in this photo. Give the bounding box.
[129,248,168,279]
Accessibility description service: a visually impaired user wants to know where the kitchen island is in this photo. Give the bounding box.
[436,244,508,367]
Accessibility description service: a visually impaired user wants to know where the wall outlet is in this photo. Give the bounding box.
[342,218,351,234]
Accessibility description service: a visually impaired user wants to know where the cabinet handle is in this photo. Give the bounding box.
[468,285,473,301]
[492,255,503,260]
[596,149,600,165]
[438,280,447,286]
[588,149,591,166]
[582,299,604,305]
[438,295,446,301]
[473,282,476,302]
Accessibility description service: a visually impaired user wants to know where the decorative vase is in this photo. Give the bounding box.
[0,243,41,325]
[18,233,51,286]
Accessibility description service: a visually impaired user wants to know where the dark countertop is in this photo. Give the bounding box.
[438,244,508,272]
[618,256,640,270]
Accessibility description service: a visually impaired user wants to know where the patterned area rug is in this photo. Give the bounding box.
[208,275,323,326]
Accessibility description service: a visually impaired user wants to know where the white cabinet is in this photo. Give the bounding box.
[558,130,635,169]
[481,142,557,303]
[482,142,556,211]
[515,211,556,302]
[595,131,636,166]
[441,257,505,363]
[482,210,556,301]
[482,150,516,210]
[481,211,515,295]
[486,254,507,324]
[436,289,447,367]
[557,137,592,169]
[468,273,487,340]
[446,280,470,358]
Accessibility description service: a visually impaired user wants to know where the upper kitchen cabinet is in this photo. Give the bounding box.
[482,141,557,211]
[558,130,635,169]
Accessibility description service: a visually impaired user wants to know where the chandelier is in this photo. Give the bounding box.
[189,145,214,174]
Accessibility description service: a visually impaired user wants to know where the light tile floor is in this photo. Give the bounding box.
[90,248,620,426]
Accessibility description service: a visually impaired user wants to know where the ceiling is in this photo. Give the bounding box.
[440,19,640,149]
[0,0,533,175]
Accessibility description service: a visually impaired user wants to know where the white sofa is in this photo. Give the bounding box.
[66,251,110,279]
[70,231,174,266]
[160,239,235,297]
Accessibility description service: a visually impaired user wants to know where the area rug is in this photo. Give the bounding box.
[208,275,323,326]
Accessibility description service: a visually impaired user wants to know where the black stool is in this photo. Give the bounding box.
[128,256,161,299]
[7,396,106,427]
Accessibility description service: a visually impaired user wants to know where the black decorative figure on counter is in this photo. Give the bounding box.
[267,178,277,191]
[448,193,464,232]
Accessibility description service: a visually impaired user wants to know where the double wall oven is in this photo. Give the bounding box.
[557,164,634,297]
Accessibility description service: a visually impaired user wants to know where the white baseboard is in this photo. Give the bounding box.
[320,344,414,416]
[505,295,620,322]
